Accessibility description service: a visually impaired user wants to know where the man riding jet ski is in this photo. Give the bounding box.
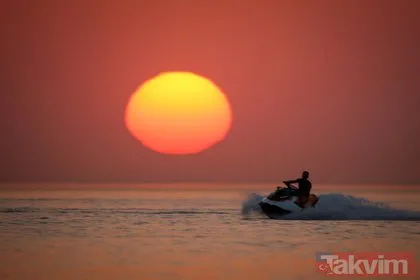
[259,171,319,217]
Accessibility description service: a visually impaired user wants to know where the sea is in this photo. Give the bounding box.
[0,183,419,280]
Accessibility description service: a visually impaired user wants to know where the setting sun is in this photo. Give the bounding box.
[125,72,232,155]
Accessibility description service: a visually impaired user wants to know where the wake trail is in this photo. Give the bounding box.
[242,193,420,220]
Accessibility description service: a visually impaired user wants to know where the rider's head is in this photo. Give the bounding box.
[302,171,309,179]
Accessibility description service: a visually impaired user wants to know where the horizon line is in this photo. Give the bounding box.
[0,182,419,191]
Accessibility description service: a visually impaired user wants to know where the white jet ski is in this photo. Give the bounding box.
[259,185,319,218]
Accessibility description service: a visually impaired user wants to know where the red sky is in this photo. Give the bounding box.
[1,0,419,184]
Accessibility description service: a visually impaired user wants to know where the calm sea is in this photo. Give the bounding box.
[0,183,419,280]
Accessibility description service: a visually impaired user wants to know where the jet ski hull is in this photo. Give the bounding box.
[259,190,319,218]
[259,202,292,218]
[259,196,302,218]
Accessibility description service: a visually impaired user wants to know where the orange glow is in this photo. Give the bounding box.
[125,72,232,155]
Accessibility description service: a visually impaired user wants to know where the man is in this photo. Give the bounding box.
[283,171,312,207]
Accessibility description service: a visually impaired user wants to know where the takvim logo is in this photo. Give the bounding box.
[316,252,415,276]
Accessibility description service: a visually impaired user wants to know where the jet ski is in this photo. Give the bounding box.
[259,185,319,218]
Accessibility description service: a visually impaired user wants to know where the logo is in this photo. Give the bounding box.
[316,252,414,276]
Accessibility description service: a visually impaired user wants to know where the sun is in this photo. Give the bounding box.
[125,72,232,155]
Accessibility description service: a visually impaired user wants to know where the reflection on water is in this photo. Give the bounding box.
[0,184,419,280]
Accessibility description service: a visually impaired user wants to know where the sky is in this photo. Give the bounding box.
[1,0,419,184]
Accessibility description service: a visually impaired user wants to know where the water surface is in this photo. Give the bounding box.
[1,184,419,280]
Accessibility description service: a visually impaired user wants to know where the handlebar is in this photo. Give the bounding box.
[277,185,297,190]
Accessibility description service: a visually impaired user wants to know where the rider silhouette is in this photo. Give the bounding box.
[283,171,312,207]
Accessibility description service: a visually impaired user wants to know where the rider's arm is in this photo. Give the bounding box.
[283,179,298,185]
